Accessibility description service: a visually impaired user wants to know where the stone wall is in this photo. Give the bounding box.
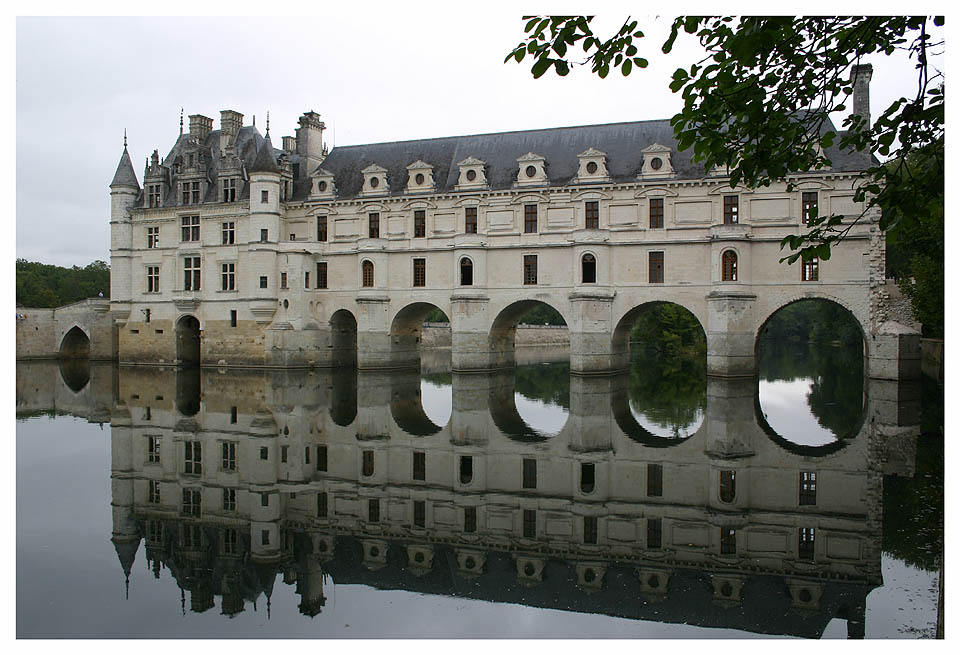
[421,323,570,349]
[16,299,116,360]
[15,309,57,358]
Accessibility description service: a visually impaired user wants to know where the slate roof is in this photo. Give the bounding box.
[110,146,140,188]
[250,133,282,174]
[311,117,874,201]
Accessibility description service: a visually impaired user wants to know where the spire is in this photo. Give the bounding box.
[250,132,281,174]
[111,133,140,189]
[266,111,270,137]
[179,108,184,135]
[112,535,141,601]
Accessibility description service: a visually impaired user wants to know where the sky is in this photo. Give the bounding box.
[11,10,944,268]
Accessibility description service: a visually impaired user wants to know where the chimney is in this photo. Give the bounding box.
[282,136,296,152]
[851,64,874,126]
[189,114,213,141]
[295,111,326,176]
[220,110,244,155]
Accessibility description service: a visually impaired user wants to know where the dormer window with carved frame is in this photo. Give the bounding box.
[406,160,435,193]
[576,148,610,183]
[516,152,547,187]
[361,164,389,197]
[181,180,201,205]
[639,144,675,178]
[455,156,488,190]
[222,178,237,202]
[310,167,336,199]
[148,184,162,208]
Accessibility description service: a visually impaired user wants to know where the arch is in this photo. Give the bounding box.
[721,249,738,281]
[612,300,707,366]
[581,253,597,284]
[754,296,867,358]
[361,260,375,287]
[459,257,474,286]
[175,315,201,366]
[488,300,570,370]
[329,309,358,368]
[59,325,90,359]
[389,301,450,370]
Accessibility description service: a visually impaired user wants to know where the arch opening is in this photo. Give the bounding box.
[175,315,201,366]
[329,309,358,368]
[489,300,568,370]
[755,298,866,452]
[59,326,90,359]
[390,302,450,371]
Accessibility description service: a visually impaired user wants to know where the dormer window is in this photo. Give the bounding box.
[222,178,237,202]
[406,161,435,193]
[639,144,675,178]
[361,164,389,197]
[148,184,162,208]
[181,180,200,205]
[576,148,610,183]
[310,167,336,199]
[516,153,547,187]
[455,157,488,190]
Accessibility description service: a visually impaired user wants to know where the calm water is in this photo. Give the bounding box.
[16,343,942,638]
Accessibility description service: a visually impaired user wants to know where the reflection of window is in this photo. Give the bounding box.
[260,446,268,460]
[149,479,161,504]
[721,527,736,555]
[799,471,817,505]
[722,250,738,281]
[317,445,328,471]
[413,451,426,481]
[523,509,536,538]
[221,442,236,471]
[647,518,662,549]
[460,455,473,484]
[464,506,477,533]
[584,516,598,544]
[362,449,374,477]
[261,493,269,507]
[261,530,270,545]
[184,441,202,475]
[182,488,201,517]
[414,500,425,528]
[522,458,537,489]
[647,463,663,497]
[222,488,236,511]
[222,528,238,555]
[799,527,815,560]
[580,462,595,493]
[317,492,328,517]
[719,469,736,503]
[146,435,161,463]
[368,498,380,523]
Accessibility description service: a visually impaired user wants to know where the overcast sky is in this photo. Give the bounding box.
[13,11,941,268]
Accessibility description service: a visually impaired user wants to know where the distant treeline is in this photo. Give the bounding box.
[16,259,110,308]
[758,299,861,346]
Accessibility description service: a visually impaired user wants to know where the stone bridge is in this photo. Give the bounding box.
[15,298,116,360]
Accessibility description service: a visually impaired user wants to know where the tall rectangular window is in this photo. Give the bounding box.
[230,406,237,423]
[647,518,662,549]
[523,255,538,285]
[281,445,288,463]
[230,310,237,328]
[182,181,200,205]
[317,492,328,518]
[182,488,201,517]
[315,444,327,470]
[184,441,202,475]
[147,226,159,248]
[222,528,238,554]
[148,185,161,208]
[181,215,200,241]
[799,471,817,505]
[414,210,426,237]
[647,463,663,497]
[260,228,268,242]
[362,450,374,477]
[317,216,328,242]
[585,201,599,229]
[280,272,288,289]
[413,258,426,287]
[368,213,380,239]
[146,435,161,464]
[584,516,598,544]
[465,206,478,234]
[221,263,235,291]
[802,191,819,224]
[524,204,538,233]
[649,251,664,283]
[719,469,737,503]
[259,276,268,289]
[317,262,328,289]
[523,509,536,538]
[799,527,815,560]
[222,487,236,511]
[414,500,426,528]
[147,266,160,293]
[721,527,737,555]
[460,455,473,484]
[261,190,269,203]
[368,498,380,523]
[413,451,426,481]
[149,479,161,504]
[222,178,237,202]
[802,257,819,281]
[183,257,201,290]
[522,458,537,489]
[221,221,235,245]
[221,442,236,471]
[304,271,310,289]
[464,506,477,533]
[723,195,739,224]
[649,198,664,228]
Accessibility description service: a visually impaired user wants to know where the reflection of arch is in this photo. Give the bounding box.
[489,300,569,370]
[487,370,567,442]
[753,391,862,456]
[329,309,358,368]
[330,367,357,426]
[59,325,90,359]
[58,358,90,393]
[175,367,201,417]
[175,315,201,366]
[611,380,697,447]
[390,371,445,436]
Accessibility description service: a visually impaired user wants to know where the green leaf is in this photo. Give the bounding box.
[622,59,633,76]
[531,57,552,79]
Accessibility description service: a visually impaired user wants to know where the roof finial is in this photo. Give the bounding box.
[253,114,256,128]
[179,108,184,135]
[266,111,270,137]
[123,129,127,149]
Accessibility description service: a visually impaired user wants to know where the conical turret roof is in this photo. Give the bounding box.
[111,145,140,188]
[250,134,281,174]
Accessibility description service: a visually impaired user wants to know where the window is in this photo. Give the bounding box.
[649,252,664,283]
[413,451,426,480]
[147,226,159,248]
[230,310,237,328]
[147,520,163,544]
[181,181,200,205]
[465,206,477,234]
[362,450,374,477]
[584,516,598,544]
[149,479,161,504]
[524,204,538,233]
[799,471,817,505]
[221,221,235,245]
[181,215,200,241]
[281,445,288,463]
[183,524,202,549]
[221,263,235,291]
[317,492,328,518]
[183,257,201,290]
[581,253,596,284]
[464,506,477,533]
[222,178,237,202]
[260,228,268,242]
[585,201,599,229]
[414,500,426,528]
[802,257,819,281]
[523,509,536,538]
[721,250,739,282]
[802,191,819,224]
[304,271,310,289]
[317,216,328,242]
[460,455,473,484]
[580,462,595,493]
[147,266,160,293]
[799,527,815,560]
[259,276,268,289]
[280,272,287,289]
[522,458,537,489]
[146,435,161,464]
[459,258,473,286]
[317,262,328,289]
[184,441,202,475]
[721,527,737,555]
[260,446,269,460]
[261,190,269,203]
[148,185,161,208]
[223,487,236,511]
[719,469,736,503]
[221,442,236,471]
[182,488,201,517]
[261,530,270,546]
[647,518,662,549]
[647,463,663,497]
[223,528,238,554]
[723,195,739,224]
[413,258,426,287]
[304,446,310,465]
[414,210,426,237]
[523,255,537,285]
[649,198,664,228]
[368,212,380,238]
[362,260,374,288]
[230,406,237,423]
[317,445,328,471]
[261,493,269,507]
[368,498,380,523]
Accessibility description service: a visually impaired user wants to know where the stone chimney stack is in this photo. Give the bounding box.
[851,64,874,126]
[282,136,296,152]
[220,110,244,155]
[296,111,326,176]
[189,114,213,141]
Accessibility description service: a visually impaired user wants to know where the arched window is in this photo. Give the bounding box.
[581,253,597,284]
[362,260,374,288]
[721,250,738,281]
[719,469,736,503]
[460,257,473,286]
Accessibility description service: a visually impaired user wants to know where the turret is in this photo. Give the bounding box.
[110,134,139,306]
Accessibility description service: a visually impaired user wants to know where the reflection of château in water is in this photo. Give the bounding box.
[17,360,921,638]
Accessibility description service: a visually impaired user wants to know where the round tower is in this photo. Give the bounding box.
[109,134,140,326]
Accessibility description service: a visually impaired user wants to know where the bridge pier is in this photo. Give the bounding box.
[706,290,758,378]
[568,288,624,375]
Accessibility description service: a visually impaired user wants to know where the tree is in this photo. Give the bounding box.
[16,259,111,307]
[506,16,944,268]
